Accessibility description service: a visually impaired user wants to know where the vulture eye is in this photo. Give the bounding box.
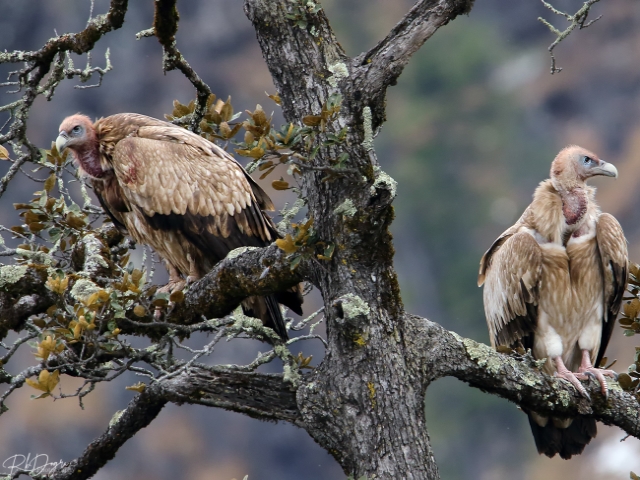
[582,156,592,165]
[71,125,83,135]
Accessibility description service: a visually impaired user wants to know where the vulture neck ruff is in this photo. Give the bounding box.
[73,141,107,179]
[560,188,588,226]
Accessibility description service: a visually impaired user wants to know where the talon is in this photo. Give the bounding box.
[577,351,616,398]
[554,356,590,399]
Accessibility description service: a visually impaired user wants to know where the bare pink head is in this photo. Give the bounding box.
[56,114,104,178]
[550,145,617,192]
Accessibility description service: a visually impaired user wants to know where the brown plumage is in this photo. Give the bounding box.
[56,113,303,339]
[478,145,627,459]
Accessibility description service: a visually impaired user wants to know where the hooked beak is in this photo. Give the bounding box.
[55,132,69,154]
[592,160,618,178]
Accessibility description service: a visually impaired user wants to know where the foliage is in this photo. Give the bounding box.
[0,90,327,416]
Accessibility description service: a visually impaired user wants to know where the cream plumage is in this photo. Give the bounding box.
[57,113,302,339]
[479,145,627,459]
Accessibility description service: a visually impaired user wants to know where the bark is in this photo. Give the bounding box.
[243,1,472,478]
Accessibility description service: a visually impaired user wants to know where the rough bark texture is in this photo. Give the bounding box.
[243,1,471,478]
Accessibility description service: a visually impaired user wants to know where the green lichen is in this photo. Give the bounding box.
[334,199,356,217]
[283,363,301,387]
[225,246,259,260]
[462,338,503,375]
[556,389,571,407]
[108,409,125,428]
[362,106,373,151]
[370,168,398,199]
[16,248,51,266]
[608,379,623,392]
[327,61,348,88]
[0,265,27,289]
[520,370,542,387]
[339,293,370,319]
[70,279,100,302]
[367,381,377,408]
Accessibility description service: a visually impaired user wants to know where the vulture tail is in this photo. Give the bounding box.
[527,413,597,460]
[242,295,289,340]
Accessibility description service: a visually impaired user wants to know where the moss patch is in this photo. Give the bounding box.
[0,265,28,289]
[340,293,370,319]
[334,199,356,218]
[70,279,100,302]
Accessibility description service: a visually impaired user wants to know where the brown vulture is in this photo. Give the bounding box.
[56,113,303,339]
[478,145,628,459]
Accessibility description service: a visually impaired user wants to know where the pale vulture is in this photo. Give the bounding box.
[478,145,627,459]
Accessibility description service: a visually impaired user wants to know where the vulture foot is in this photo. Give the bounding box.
[554,357,590,399]
[578,349,617,399]
[158,278,187,294]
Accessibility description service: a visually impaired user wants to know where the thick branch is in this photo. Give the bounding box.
[163,369,302,424]
[45,384,166,480]
[42,367,298,480]
[0,243,304,338]
[166,244,306,325]
[408,315,640,439]
[353,0,474,109]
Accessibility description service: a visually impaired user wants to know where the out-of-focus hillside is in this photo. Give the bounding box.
[1,1,640,479]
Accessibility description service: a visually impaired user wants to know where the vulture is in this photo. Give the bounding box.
[478,145,628,459]
[56,113,303,340]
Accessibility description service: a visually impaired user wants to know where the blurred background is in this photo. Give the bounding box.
[1,0,640,479]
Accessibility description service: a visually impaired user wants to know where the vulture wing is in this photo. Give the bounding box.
[479,230,542,348]
[595,213,628,366]
[111,126,276,252]
[103,120,303,336]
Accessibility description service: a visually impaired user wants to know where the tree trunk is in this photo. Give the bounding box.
[243,1,455,477]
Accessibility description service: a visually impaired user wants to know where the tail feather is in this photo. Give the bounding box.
[528,413,597,460]
[242,295,288,340]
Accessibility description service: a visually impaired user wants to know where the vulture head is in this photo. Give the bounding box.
[56,115,104,178]
[551,145,618,191]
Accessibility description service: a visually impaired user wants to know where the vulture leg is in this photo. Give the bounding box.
[186,253,201,286]
[158,262,186,293]
[553,356,590,400]
[577,349,617,399]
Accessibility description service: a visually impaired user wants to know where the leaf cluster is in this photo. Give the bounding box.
[275,217,335,270]
[616,264,640,394]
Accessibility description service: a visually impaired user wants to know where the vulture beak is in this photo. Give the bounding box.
[592,160,618,178]
[55,132,69,154]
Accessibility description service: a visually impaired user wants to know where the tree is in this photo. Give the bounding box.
[1,0,639,479]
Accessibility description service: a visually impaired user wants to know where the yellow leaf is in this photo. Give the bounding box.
[133,305,146,317]
[302,115,322,126]
[125,382,146,393]
[25,369,60,394]
[0,144,9,160]
[275,234,298,254]
[624,299,640,319]
[131,269,143,284]
[169,290,185,303]
[85,292,101,306]
[266,91,281,105]
[44,173,56,193]
[248,147,265,159]
[65,212,86,229]
[46,276,68,295]
[43,369,60,392]
[34,335,64,360]
[272,180,290,191]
